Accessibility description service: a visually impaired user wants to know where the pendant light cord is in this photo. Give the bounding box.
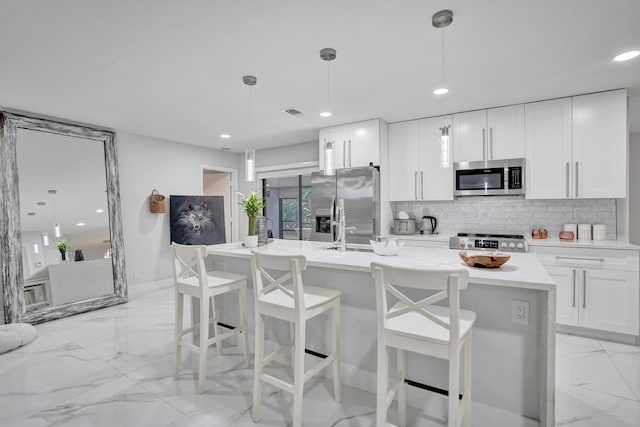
[441,27,446,86]
[326,60,331,128]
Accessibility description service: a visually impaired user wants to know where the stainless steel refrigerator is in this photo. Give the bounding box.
[310,166,379,244]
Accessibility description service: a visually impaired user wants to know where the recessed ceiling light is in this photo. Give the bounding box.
[320,111,332,117]
[96,209,104,213]
[614,50,639,62]
[220,134,231,139]
[433,88,449,95]
[77,222,85,226]
[37,201,46,206]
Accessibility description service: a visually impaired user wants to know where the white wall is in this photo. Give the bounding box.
[255,140,317,167]
[630,132,640,244]
[203,171,231,242]
[117,132,240,285]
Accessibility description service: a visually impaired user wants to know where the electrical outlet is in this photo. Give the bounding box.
[512,300,530,325]
[573,207,583,218]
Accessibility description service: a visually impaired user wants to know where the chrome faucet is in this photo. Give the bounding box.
[333,198,356,252]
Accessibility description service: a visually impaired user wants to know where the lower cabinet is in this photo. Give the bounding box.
[535,247,640,336]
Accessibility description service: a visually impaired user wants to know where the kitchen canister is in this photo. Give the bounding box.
[593,224,607,241]
[255,216,269,243]
[563,224,577,235]
[578,224,592,240]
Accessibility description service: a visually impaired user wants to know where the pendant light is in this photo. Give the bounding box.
[243,75,257,182]
[49,189,62,237]
[27,212,40,254]
[320,48,336,176]
[439,123,451,168]
[432,10,453,95]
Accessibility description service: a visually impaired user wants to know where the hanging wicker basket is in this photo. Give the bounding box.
[149,189,166,213]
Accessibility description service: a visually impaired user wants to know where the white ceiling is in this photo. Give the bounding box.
[2,0,639,152]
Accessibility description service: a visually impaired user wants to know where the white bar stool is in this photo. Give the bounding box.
[250,250,342,427]
[371,262,476,427]
[171,243,250,393]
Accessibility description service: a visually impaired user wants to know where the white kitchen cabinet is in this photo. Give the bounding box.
[534,246,639,336]
[452,105,525,163]
[525,98,573,199]
[525,89,627,199]
[572,90,627,198]
[319,119,380,171]
[388,116,453,201]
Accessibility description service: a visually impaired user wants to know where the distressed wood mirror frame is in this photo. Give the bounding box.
[1,111,127,324]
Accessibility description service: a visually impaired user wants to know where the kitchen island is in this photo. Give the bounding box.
[207,239,556,426]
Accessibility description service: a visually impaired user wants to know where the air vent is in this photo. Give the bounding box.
[283,107,304,116]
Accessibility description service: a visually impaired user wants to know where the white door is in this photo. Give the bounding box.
[487,104,525,160]
[525,98,573,199]
[580,268,639,335]
[348,119,380,167]
[572,90,627,198]
[546,265,579,327]
[453,109,487,163]
[419,116,454,201]
[388,120,420,201]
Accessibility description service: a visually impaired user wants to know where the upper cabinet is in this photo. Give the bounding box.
[319,119,381,170]
[526,89,627,199]
[452,105,525,163]
[388,116,453,201]
[572,90,627,198]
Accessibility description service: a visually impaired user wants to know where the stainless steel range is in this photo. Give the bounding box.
[449,232,527,253]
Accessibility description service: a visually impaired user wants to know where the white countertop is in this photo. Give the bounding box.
[526,236,640,251]
[207,239,556,291]
[384,233,452,242]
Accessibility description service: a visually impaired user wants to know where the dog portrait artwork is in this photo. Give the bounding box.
[170,195,225,245]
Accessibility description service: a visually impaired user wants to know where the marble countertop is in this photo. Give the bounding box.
[526,236,640,251]
[207,239,556,291]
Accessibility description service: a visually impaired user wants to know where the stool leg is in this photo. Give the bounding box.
[252,312,265,422]
[463,333,472,427]
[173,291,184,380]
[397,348,406,427]
[376,343,388,427]
[239,283,249,367]
[198,296,209,393]
[331,301,342,402]
[292,320,306,427]
[211,295,222,357]
[448,346,460,427]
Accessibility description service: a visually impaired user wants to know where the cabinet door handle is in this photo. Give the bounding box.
[343,142,346,169]
[421,171,425,200]
[415,171,418,200]
[482,128,487,161]
[489,127,494,160]
[575,161,579,198]
[582,270,587,309]
[565,162,570,198]
[348,139,352,167]
[556,256,605,263]
[572,269,577,308]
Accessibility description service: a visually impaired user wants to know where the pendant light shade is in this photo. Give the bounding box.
[42,231,50,247]
[243,75,257,182]
[33,241,40,254]
[53,222,62,238]
[245,148,256,182]
[321,48,337,176]
[439,124,451,168]
[432,10,453,95]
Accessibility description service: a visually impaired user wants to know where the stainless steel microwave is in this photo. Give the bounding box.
[454,158,525,196]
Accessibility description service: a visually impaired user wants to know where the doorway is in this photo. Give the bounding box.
[202,167,236,243]
[264,175,311,240]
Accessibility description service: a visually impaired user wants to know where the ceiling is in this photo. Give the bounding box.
[1,0,639,153]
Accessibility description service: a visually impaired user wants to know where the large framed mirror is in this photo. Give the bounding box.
[1,111,127,324]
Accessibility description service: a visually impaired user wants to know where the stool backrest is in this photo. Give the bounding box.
[171,243,208,295]
[250,250,307,313]
[371,262,469,344]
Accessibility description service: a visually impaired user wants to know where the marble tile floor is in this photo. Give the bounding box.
[2,279,640,426]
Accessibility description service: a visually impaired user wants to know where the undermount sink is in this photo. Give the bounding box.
[324,244,374,253]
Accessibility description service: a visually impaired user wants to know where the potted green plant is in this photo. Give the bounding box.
[56,240,68,261]
[238,191,265,247]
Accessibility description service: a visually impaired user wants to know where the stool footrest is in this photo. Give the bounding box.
[261,373,294,394]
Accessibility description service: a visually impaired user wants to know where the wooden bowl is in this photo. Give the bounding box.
[459,251,511,268]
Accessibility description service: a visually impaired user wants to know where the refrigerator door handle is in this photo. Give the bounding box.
[329,193,336,241]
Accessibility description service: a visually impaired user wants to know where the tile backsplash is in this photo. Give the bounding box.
[394,197,617,240]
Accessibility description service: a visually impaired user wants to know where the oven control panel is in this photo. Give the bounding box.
[449,233,527,253]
